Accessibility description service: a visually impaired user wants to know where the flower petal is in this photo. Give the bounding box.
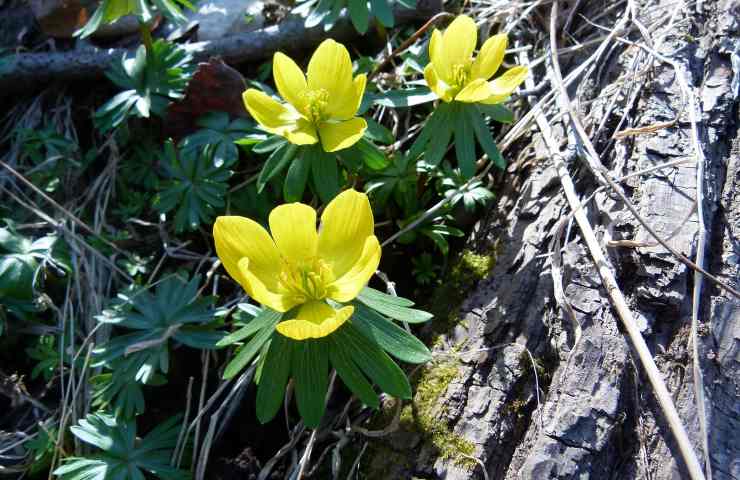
[213,215,281,293]
[243,89,296,131]
[237,258,302,312]
[442,15,477,70]
[328,235,381,302]
[424,63,454,102]
[269,203,318,263]
[318,117,367,152]
[273,52,308,111]
[243,89,319,145]
[428,29,451,83]
[471,33,507,80]
[455,78,492,103]
[306,39,355,115]
[318,189,375,279]
[331,74,367,120]
[276,301,354,340]
[487,66,528,97]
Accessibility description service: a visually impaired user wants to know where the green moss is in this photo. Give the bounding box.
[410,359,476,468]
[426,248,498,346]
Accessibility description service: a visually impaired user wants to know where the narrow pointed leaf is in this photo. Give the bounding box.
[293,339,329,428]
[256,334,294,423]
[328,336,379,408]
[351,304,432,364]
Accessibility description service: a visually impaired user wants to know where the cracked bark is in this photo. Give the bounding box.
[382,1,739,478]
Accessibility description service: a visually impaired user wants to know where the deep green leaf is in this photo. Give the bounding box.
[283,152,312,202]
[369,0,394,27]
[347,0,370,34]
[256,334,293,423]
[217,308,282,347]
[356,288,433,324]
[454,107,477,178]
[310,147,341,203]
[470,106,505,169]
[223,312,281,379]
[328,335,379,408]
[293,339,329,428]
[478,103,515,124]
[372,87,436,108]
[351,304,432,363]
[358,287,414,307]
[333,323,411,399]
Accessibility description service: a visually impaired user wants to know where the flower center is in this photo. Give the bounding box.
[451,63,470,91]
[302,88,330,124]
[278,257,334,301]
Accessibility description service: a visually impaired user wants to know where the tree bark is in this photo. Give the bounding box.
[385,1,739,478]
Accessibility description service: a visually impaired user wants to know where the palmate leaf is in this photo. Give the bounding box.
[53,413,188,480]
[294,0,413,33]
[365,152,418,216]
[95,40,194,132]
[0,220,70,304]
[76,0,192,38]
[180,112,254,168]
[93,275,224,383]
[155,141,232,233]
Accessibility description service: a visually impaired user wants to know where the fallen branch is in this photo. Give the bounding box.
[0,7,440,95]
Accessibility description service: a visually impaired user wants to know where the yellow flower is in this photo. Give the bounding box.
[243,39,368,153]
[213,189,381,341]
[424,15,529,104]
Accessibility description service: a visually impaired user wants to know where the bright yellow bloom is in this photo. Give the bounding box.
[243,39,368,153]
[213,189,381,340]
[424,15,529,104]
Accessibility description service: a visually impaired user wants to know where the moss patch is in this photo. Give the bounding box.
[408,359,476,468]
[425,248,498,345]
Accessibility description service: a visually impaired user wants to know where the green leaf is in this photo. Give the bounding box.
[255,333,293,423]
[223,312,281,379]
[55,413,188,480]
[478,103,515,124]
[293,339,329,428]
[310,147,341,203]
[454,106,477,178]
[155,141,232,232]
[369,0,394,27]
[217,308,282,347]
[352,138,389,171]
[328,335,379,408]
[253,135,288,154]
[470,106,505,169]
[357,287,414,307]
[348,0,370,33]
[425,104,454,166]
[283,152,312,202]
[372,87,437,108]
[365,118,395,145]
[333,324,412,399]
[257,143,298,193]
[356,288,433,324]
[351,304,432,364]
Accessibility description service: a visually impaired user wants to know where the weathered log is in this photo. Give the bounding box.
[365,0,740,478]
[0,4,440,96]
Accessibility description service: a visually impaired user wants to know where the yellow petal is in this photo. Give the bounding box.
[488,66,528,96]
[276,301,354,340]
[318,117,367,152]
[213,215,281,294]
[455,78,492,103]
[237,258,302,312]
[424,63,454,103]
[243,90,319,145]
[273,52,308,111]
[470,33,507,80]
[243,89,297,131]
[428,29,449,82]
[318,189,375,279]
[307,39,355,115]
[442,15,477,70]
[328,235,381,302]
[269,203,318,263]
[331,74,367,120]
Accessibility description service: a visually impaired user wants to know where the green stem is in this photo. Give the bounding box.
[139,20,154,57]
